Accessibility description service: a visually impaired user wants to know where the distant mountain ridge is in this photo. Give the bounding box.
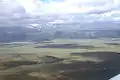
[0,26,120,42]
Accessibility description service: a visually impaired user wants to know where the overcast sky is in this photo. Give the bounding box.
[0,0,120,26]
[15,0,119,14]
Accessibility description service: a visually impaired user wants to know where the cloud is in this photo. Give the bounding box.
[14,0,120,15]
[0,0,26,17]
[0,0,120,26]
[1,0,120,16]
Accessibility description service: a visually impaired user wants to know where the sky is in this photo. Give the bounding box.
[16,0,120,14]
[0,0,120,26]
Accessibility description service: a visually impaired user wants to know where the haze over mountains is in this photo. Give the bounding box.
[0,0,120,42]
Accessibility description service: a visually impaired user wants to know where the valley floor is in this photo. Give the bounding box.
[0,38,120,80]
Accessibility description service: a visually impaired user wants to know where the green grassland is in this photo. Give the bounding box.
[0,38,120,61]
[0,38,120,80]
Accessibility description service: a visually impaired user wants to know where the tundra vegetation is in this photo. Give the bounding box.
[0,38,120,80]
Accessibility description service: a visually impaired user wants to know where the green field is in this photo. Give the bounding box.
[0,38,120,60]
[0,38,120,80]
[0,38,120,58]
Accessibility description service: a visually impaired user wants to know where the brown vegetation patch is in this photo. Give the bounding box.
[35,44,98,49]
[70,52,120,61]
[105,43,120,46]
[38,56,64,63]
[2,61,38,69]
